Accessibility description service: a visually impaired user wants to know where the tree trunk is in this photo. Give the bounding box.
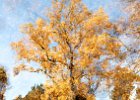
[69,50,76,99]
[0,93,4,100]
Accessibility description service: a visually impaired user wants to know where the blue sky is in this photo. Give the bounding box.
[0,0,123,100]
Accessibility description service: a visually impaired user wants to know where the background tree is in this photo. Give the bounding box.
[15,85,44,100]
[136,88,140,99]
[0,66,8,100]
[108,0,140,99]
[108,67,140,100]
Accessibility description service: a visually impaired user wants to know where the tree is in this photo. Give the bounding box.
[109,67,140,100]
[109,0,140,99]
[0,66,8,100]
[136,88,140,99]
[12,0,127,99]
[15,85,44,100]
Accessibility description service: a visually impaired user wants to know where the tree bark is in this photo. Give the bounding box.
[69,51,76,99]
[0,93,4,100]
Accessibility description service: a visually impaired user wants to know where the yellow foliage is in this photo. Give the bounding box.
[41,80,74,100]
[11,0,131,99]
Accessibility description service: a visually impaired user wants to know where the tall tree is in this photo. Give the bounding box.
[12,0,129,99]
